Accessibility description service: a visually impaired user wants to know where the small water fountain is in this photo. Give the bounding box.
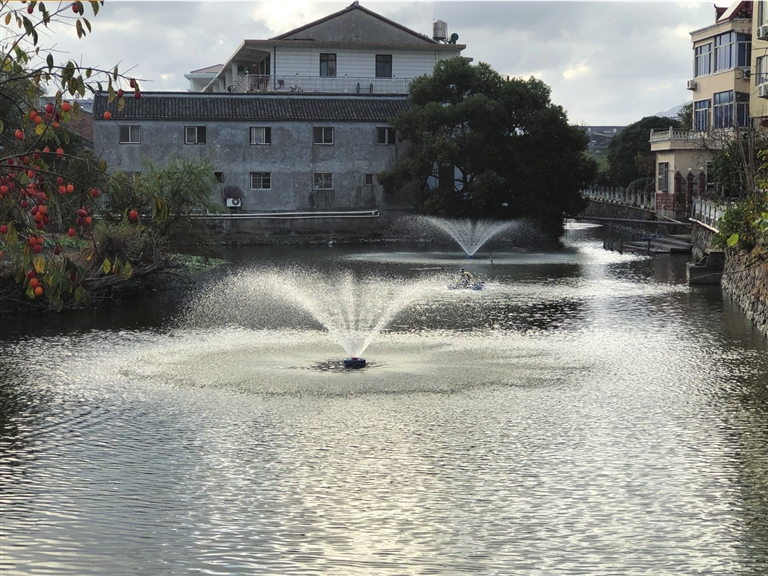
[401,216,519,257]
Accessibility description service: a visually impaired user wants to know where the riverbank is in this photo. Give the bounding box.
[723,252,768,338]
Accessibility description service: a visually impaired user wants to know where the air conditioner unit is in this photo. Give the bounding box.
[759,83,768,98]
[686,79,697,90]
[226,197,242,208]
[758,25,768,40]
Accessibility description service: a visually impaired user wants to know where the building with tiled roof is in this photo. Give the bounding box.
[94,2,468,232]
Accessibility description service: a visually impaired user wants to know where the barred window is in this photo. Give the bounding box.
[250,172,271,190]
[250,127,271,145]
[313,173,333,189]
[657,162,669,192]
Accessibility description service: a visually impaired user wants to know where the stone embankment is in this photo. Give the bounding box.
[722,253,768,338]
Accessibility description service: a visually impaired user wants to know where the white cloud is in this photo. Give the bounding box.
[562,60,592,81]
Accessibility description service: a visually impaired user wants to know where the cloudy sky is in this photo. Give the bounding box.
[26,1,721,126]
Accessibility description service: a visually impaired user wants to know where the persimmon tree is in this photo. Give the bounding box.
[0,0,142,309]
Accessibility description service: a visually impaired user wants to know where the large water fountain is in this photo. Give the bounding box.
[182,266,436,368]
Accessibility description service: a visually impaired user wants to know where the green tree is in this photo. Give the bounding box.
[677,103,692,130]
[605,116,679,187]
[377,57,597,237]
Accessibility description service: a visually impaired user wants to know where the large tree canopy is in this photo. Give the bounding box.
[605,115,680,187]
[377,57,596,236]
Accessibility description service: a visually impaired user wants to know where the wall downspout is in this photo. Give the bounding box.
[273,46,277,90]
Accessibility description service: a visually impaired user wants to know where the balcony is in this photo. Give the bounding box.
[227,74,415,95]
[649,127,715,151]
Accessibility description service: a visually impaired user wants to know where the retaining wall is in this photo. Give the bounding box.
[722,252,768,338]
[580,200,690,236]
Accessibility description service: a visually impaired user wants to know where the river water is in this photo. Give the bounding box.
[2,223,768,575]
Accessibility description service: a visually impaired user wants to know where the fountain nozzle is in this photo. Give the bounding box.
[344,357,366,369]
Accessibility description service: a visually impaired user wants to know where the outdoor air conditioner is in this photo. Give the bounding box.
[226,197,242,208]
[686,79,697,90]
[759,83,768,98]
[758,24,768,40]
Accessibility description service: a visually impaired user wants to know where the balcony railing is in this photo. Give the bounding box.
[649,128,701,142]
[228,74,414,94]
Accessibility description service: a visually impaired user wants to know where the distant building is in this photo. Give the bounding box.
[580,125,625,155]
[93,2,468,233]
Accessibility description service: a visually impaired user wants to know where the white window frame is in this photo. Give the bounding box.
[250,127,271,145]
[250,172,271,190]
[313,127,334,145]
[694,43,712,77]
[119,125,140,144]
[313,172,333,190]
[377,127,396,145]
[184,126,206,145]
[694,100,710,132]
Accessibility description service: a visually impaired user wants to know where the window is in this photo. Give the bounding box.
[214,171,224,183]
[119,125,140,144]
[657,162,669,192]
[694,43,711,77]
[714,90,734,128]
[313,127,334,145]
[377,127,396,145]
[757,56,768,85]
[694,100,710,131]
[250,127,271,145]
[714,32,734,71]
[375,54,392,78]
[736,92,750,127]
[185,126,206,145]
[365,174,374,185]
[320,53,336,77]
[714,32,751,72]
[313,172,333,189]
[250,172,271,190]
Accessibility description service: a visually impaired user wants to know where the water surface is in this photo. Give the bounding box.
[2,225,768,575]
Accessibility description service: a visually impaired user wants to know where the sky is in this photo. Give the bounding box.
[15,1,723,126]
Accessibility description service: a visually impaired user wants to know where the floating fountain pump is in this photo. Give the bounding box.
[343,357,366,369]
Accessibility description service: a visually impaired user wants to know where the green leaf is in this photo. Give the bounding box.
[76,19,83,39]
[726,233,740,248]
[124,262,133,279]
[102,257,112,274]
[118,97,125,112]
[46,53,53,72]
[74,286,87,303]
[91,1,100,16]
[83,17,91,33]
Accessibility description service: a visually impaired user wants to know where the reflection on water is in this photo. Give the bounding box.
[2,227,768,575]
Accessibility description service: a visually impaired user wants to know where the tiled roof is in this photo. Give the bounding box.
[93,92,411,122]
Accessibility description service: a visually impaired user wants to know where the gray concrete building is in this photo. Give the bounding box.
[91,2,468,236]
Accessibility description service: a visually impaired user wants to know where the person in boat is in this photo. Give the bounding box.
[459,267,474,287]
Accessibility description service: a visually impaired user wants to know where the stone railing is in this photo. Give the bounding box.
[649,128,700,142]
[581,185,654,209]
[229,74,414,94]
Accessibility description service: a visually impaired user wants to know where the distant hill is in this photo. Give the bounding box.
[654,103,689,118]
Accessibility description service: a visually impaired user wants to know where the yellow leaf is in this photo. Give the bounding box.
[87,251,94,261]
[34,256,45,274]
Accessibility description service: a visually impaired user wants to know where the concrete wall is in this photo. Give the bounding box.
[722,252,768,338]
[93,118,412,215]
